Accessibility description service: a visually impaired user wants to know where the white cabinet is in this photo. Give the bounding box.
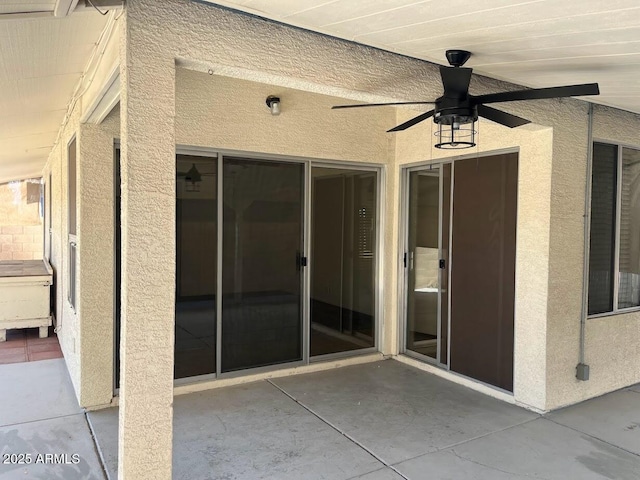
[0,259,53,341]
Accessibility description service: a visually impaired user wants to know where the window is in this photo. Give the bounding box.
[68,136,78,310]
[588,142,640,315]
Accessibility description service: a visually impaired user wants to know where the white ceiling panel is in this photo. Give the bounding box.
[412,27,640,58]
[205,0,640,114]
[0,9,110,179]
[0,110,67,139]
[349,1,633,45]
[282,0,429,26]
[0,132,58,183]
[2,133,59,157]
[0,1,55,15]
[305,0,541,37]
[242,0,338,18]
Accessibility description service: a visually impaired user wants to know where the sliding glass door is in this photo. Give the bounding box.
[310,167,377,357]
[221,158,304,372]
[405,166,449,364]
[116,150,379,388]
[403,153,518,392]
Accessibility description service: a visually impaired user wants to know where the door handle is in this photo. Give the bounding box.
[296,252,307,271]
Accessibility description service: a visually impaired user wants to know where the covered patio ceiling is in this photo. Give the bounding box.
[3,1,639,183]
[205,0,640,114]
[0,2,110,183]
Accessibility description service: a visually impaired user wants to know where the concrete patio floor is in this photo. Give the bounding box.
[2,358,639,479]
[0,359,105,479]
[87,360,640,480]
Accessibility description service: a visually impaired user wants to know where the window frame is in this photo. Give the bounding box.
[588,139,640,318]
[67,134,78,312]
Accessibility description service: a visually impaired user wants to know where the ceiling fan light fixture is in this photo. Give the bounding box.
[184,163,202,192]
[434,119,476,149]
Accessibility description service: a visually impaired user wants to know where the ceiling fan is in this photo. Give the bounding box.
[332,50,599,146]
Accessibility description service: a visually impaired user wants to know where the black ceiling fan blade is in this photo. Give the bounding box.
[478,105,531,128]
[473,83,599,104]
[387,110,435,132]
[440,66,472,98]
[332,101,436,109]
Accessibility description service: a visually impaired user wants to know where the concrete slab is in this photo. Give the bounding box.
[628,384,640,394]
[0,358,82,427]
[347,467,406,479]
[396,450,524,479]
[85,408,118,478]
[0,413,105,480]
[89,380,385,480]
[396,418,640,480]
[548,389,640,455]
[271,360,537,464]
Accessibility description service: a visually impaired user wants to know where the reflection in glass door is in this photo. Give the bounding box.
[310,167,377,357]
[175,155,218,379]
[221,158,304,373]
[405,166,450,364]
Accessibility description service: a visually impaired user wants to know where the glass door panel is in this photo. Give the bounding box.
[175,155,218,379]
[405,165,451,364]
[440,164,451,366]
[310,167,377,357]
[221,158,304,373]
[406,169,442,360]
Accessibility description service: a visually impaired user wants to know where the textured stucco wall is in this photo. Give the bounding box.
[42,96,119,407]
[543,104,640,409]
[78,109,119,407]
[42,102,81,398]
[118,0,176,478]
[176,69,395,163]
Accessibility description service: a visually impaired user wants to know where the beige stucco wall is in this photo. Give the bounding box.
[543,104,640,409]
[77,109,119,407]
[176,70,395,163]
[117,1,177,476]
[42,99,119,407]
[43,102,82,397]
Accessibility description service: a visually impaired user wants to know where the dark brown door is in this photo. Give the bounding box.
[450,153,518,392]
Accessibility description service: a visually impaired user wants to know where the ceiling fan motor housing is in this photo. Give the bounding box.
[445,49,472,67]
[434,97,478,127]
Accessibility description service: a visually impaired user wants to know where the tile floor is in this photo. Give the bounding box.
[0,326,62,365]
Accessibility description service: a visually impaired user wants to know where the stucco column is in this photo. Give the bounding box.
[118,1,176,478]
[78,120,116,408]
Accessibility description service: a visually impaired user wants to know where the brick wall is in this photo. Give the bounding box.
[0,179,43,261]
[0,225,43,260]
